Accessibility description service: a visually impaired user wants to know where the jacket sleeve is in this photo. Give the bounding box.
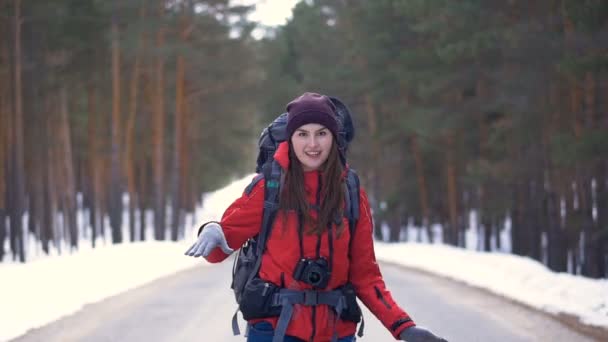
[202,177,265,263]
[349,189,416,339]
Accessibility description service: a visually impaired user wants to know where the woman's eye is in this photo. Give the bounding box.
[318,131,327,136]
[298,132,307,137]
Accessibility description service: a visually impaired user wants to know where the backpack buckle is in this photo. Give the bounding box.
[303,290,319,306]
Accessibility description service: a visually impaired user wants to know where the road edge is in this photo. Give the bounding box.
[378,259,607,342]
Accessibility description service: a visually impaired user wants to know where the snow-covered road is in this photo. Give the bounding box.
[10,258,593,342]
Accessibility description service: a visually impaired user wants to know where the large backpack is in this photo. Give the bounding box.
[230,97,362,335]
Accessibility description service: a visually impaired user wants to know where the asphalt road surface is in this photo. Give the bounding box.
[11,258,597,342]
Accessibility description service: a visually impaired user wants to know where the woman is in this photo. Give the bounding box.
[185,92,447,342]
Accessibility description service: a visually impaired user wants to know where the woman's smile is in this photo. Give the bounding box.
[291,123,333,171]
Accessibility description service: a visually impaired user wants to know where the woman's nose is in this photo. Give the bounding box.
[308,136,319,147]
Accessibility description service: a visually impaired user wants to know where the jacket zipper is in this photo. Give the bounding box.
[375,285,392,309]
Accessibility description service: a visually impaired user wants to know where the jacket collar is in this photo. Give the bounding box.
[274,141,291,171]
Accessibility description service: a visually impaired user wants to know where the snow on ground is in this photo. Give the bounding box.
[0,242,202,342]
[375,243,608,329]
[1,174,606,341]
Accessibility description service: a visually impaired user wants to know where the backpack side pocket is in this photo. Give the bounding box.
[339,282,362,323]
[239,278,282,320]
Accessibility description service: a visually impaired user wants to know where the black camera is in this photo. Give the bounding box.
[293,257,330,289]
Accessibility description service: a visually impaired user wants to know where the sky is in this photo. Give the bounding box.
[232,0,301,26]
[1,174,607,342]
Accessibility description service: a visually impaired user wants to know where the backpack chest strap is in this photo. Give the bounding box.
[272,288,345,308]
[271,288,346,342]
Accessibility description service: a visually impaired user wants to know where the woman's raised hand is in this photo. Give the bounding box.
[184,222,234,257]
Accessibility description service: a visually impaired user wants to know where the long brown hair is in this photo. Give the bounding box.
[279,140,345,235]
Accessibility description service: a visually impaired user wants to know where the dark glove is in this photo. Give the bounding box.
[399,326,447,342]
[184,222,233,257]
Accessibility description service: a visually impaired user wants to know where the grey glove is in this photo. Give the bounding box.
[399,326,447,342]
[184,222,233,257]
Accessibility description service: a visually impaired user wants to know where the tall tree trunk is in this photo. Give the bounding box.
[387,211,400,243]
[545,82,567,272]
[555,83,569,269]
[171,12,194,242]
[50,97,66,247]
[580,72,601,277]
[493,217,502,251]
[511,177,525,257]
[139,69,157,242]
[477,79,492,252]
[364,94,382,240]
[0,14,9,261]
[594,160,607,277]
[87,85,96,246]
[125,1,146,242]
[597,72,608,277]
[445,132,459,246]
[10,0,26,262]
[573,175,594,275]
[563,75,584,273]
[29,96,44,254]
[109,10,124,244]
[171,52,186,242]
[40,141,52,254]
[153,22,166,241]
[138,158,148,241]
[180,97,191,218]
[410,134,432,242]
[526,175,543,262]
[47,99,62,255]
[87,84,102,248]
[39,96,53,254]
[545,187,565,270]
[58,86,78,249]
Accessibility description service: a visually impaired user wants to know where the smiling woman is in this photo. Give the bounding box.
[186,92,448,342]
[291,124,333,171]
[285,93,338,172]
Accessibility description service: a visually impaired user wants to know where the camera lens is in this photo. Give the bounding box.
[308,271,321,284]
[293,258,329,288]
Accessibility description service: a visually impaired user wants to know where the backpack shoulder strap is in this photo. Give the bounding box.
[257,161,282,252]
[245,173,265,196]
[344,168,365,337]
[344,168,361,269]
[248,160,282,281]
[345,168,360,236]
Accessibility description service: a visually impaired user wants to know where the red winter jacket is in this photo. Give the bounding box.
[205,142,415,341]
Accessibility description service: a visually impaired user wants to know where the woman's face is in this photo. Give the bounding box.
[291,123,333,171]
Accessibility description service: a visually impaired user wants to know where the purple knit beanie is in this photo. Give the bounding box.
[285,92,338,138]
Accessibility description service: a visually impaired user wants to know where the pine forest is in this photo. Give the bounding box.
[1,0,607,279]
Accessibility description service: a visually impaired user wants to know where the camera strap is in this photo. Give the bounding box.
[295,174,335,279]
